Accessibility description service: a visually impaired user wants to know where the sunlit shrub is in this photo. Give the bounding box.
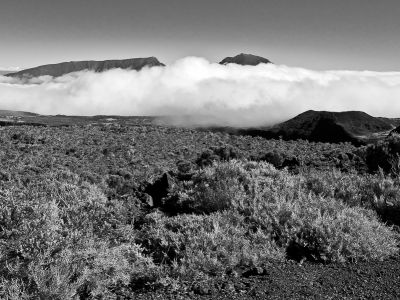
[0,170,150,297]
[164,160,399,262]
[139,211,284,281]
[302,169,400,226]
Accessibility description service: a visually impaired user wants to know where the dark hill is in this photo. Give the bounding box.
[6,57,165,78]
[204,111,397,145]
[261,110,396,145]
[378,117,400,128]
[274,110,393,137]
[219,53,272,66]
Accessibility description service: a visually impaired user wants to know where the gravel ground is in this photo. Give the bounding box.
[132,255,400,300]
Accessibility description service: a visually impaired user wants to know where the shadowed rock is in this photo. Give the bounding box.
[143,172,175,207]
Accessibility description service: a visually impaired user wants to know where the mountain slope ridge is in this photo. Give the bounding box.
[6,57,165,78]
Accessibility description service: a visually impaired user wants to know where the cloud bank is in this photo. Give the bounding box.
[1,57,400,127]
[0,66,21,72]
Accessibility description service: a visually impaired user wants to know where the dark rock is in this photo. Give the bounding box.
[176,160,195,180]
[219,53,272,66]
[143,172,175,207]
[193,284,210,295]
[282,156,301,169]
[242,267,267,278]
[286,240,330,263]
[141,193,154,208]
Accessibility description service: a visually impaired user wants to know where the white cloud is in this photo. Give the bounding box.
[0,66,21,72]
[0,56,400,127]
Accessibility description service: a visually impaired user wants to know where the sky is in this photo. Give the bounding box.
[1,0,400,71]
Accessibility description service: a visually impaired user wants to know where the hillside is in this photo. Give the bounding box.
[219,53,272,65]
[204,110,397,145]
[5,57,165,78]
[270,110,394,142]
[0,110,39,117]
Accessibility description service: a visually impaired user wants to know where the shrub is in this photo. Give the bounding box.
[163,160,251,214]
[248,193,398,262]
[0,278,30,300]
[164,160,399,262]
[195,145,241,168]
[24,241,158,299]
[256,150,285,168]
[74,242,158,297]
[366,135,400,174]
[302,169,400,226]
[138,211,284,282]
[0,170,153,298]
[369,176,400,226]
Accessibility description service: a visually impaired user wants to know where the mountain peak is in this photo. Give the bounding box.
[6,57,165,78]
[219,53,272,66]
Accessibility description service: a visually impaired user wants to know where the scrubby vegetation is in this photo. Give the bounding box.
[0,121,399,298]
[366,135,400,175]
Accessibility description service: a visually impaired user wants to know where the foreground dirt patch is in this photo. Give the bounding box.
[133,255,400,299]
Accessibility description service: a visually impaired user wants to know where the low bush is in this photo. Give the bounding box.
[302,169,400,226]
[195,145,241,168]
[366,135,400,174]
[253,150,285,168]
[164,161,399,263]
[0,170,155,298]
[163,161,249,214]
[138,211,284,286]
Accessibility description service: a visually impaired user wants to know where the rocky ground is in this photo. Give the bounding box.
[133,254,400,299]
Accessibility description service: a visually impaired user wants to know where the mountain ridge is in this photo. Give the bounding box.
[4,53,272,78]
[6,57,165,78]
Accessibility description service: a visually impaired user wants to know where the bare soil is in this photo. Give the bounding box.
[133,255,400,299]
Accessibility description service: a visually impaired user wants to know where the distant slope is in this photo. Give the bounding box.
[0,70,10,75]
[0,110,39,117]
[273,110,394,137]
[219,53,272,66]
[378,117,400,128]
[0,110,43,126]
[6,57,165,78]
